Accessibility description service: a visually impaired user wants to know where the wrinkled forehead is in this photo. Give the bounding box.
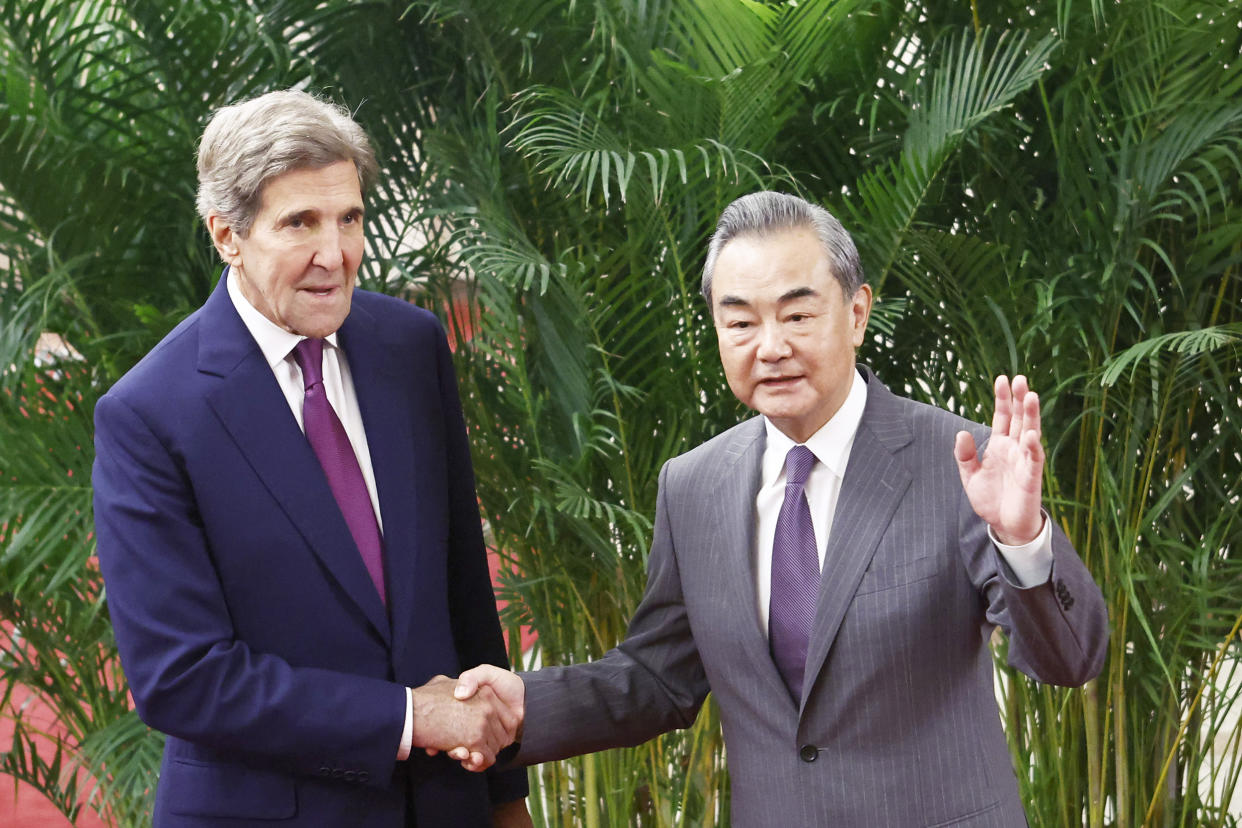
[713,228,837,298]
[254,160,364,211]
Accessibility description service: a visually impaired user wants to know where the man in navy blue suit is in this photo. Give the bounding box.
[92,90,530,826]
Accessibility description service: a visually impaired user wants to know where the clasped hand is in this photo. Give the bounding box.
[411,669,524,772]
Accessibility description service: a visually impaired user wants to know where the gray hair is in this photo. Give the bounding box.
[701,191,864,304]
[195,89,378,237]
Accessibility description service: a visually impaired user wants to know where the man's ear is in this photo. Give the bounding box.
[849,284,873,347]
[206,213,241,266]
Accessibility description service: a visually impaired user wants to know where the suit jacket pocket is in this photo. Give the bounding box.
[855,554,940,596]
[167,758,296,819]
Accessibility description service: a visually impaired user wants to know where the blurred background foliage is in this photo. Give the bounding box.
[1,0,1240,825]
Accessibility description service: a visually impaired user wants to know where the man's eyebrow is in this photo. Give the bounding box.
[279,208,318,223]
[778,286,818,303]
[716,286,819,308]
[279,205,365,222]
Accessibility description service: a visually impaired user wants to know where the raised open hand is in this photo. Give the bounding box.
[954,375,1045,546]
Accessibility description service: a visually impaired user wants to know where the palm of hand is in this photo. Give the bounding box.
[955,375,1045,546]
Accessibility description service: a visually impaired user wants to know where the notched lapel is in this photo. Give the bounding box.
[800,382,913,712]
[336,306,424,661]
[702,421,793,703]
[199,285,392,644]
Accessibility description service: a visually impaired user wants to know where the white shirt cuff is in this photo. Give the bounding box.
[397,687,413,761]
[988,511,1053,588]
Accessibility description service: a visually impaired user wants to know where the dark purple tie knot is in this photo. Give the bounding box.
[292,338,326,391]
[785,445,816,488]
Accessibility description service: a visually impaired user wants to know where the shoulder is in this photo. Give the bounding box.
[348,289,448,349]
[663,416,763,486]
[861,371,989,446]
[102,309,206,408]
[350,288,440,328]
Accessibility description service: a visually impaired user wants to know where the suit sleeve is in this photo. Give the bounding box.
[432,328,529,804]
[93,392,406,786]
[958,448,1109,686]
[514,461,710,765]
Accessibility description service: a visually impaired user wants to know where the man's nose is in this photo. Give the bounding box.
[311,227,345,269]
[756,323,792,361]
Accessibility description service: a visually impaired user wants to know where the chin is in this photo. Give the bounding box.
[296,315,349,339]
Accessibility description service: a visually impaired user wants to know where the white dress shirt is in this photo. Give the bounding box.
[226,270,383,528]
[754,368,1053,636]
[226,269,414,760]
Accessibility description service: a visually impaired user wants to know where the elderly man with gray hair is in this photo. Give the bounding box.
[93,89,531,827]
[457,190,1108,826]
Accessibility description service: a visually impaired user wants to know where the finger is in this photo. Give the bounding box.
[954,431,979,489]
[454,670,480,700]
[448,746,470,762]
[468,748,495,771]
[991,375,1012,435]
[1021,429,1045,475]
[461,752,490,772]
[1008,375,1028,440]
[425,747,440,756]
[1024,390,1041,446]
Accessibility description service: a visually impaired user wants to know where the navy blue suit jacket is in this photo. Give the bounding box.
[93,277,526,826]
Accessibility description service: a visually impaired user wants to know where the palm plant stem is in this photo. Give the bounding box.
[1146,607,1242,826]
[1085,676,1103,828]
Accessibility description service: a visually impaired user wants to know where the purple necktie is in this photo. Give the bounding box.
[292,338,386,605]
[769,444,819,700]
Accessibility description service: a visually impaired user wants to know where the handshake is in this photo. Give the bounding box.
[411,665,525,772]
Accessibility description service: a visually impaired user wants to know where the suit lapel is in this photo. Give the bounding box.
[703,419,794,703]
[800,371,912,712]
[335,303,424,662]
[198,279,392,644]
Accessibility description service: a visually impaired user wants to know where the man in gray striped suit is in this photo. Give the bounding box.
[455,191,1108,826]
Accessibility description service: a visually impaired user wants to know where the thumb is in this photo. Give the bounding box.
[454,670,479,700]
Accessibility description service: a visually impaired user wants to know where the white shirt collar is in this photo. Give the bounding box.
[762,367,868,482]
[225,265,341,366]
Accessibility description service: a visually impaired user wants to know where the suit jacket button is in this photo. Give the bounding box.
[799,744,818,763]
[1055,579,1075,610]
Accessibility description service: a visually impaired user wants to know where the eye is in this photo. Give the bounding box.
[728,320,752,329]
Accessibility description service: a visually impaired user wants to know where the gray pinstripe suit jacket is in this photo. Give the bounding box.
[517,368,1108,826]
